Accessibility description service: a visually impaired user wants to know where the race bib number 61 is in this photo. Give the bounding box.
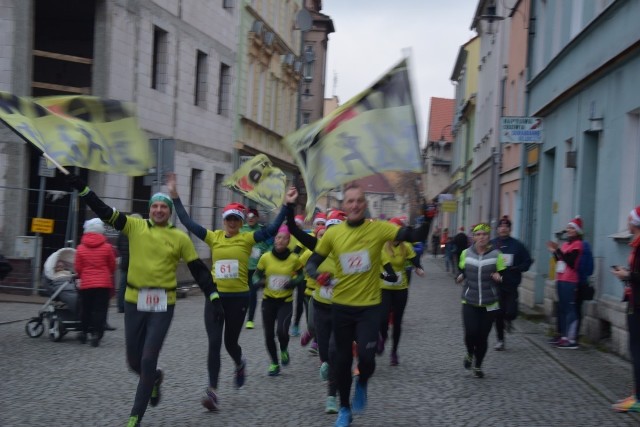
[339,250,371,274]
[215,259,239,279]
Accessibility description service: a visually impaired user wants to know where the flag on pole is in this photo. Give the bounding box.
[282,59,422,216]
[223,154,287,210]
[0,92,153,175]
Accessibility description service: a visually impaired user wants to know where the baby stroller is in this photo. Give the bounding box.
[25,248,82,342]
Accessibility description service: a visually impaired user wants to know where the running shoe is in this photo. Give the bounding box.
[126,415,140,427]
[390,351,399,366]
[268,363,280,376]
[351,380,368,414]
[308,341,319,355]
[201,388,219,412]
[300,330,312,346]
[245,320,254,329]
[325,396,338,414]
[234,359,246,388]
[289,324,300,337]
[473,367,484,378]
[281,350,290,366]
[149,369,163,407]
[463,354,472,370]
[334,407,352,427]
[613,396,640,412]
[494,340,505,351]
[319,361,330,381]
[556,339,579,350]
[547,336,561,345]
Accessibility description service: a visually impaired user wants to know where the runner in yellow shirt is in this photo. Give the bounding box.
[252,225,304,376]
[305,184,434,427]
[65,174,221,427]
[379,217,425,366]
[166,173,296,411]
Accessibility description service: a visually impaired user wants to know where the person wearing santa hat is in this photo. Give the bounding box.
[166,173,297,412]
[251,225,305,376]
[546,215,585,350]
[611,206,640,412]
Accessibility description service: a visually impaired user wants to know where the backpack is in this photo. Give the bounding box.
[578,240,594,283]
[578,241,595,300]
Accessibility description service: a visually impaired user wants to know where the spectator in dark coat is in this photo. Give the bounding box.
[453,227,469,274]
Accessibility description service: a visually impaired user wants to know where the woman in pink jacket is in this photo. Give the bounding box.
[75,218,116,347]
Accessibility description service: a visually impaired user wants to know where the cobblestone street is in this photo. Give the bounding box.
[2,256,639,426]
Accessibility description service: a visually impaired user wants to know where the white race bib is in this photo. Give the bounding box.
[384,271,404,286]
[318,285,334,300]
[215,259,239,279]
[268,275,289,291]
[502,253,513,267]
[250,247,261,260]
[137,288,168,312]
[339,250,371,274]
[556,260,566,273]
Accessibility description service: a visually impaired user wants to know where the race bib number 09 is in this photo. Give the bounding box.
[137,288,168,312]
[339,250,371,274]
[215,259,239,279]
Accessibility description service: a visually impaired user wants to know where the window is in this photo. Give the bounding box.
[302,112,310,125]
[620,112,640,227]
[303,45,315,81]
[194,50,208,107]
[152,26,169,92]
[245,62,254,117]
[257,69,266,124]
[218,62,231,116]
[223,0,234,9]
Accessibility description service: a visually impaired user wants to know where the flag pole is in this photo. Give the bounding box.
[42,152,70,175]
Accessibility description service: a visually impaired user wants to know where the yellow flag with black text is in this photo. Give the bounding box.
[282,59,422,215]
[0,92,153,175]
[223,154,287,210]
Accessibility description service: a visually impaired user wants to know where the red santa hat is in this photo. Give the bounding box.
[325,210,346,227]
[294,214,304,226]
[313,212,327,226]
[567,216,583,235]
[222,203,246,220]
[630,206,640,227]
[388,217,404,227]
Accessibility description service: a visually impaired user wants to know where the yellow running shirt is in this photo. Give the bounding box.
[257,251,304,302]
[314,220,399,306]
[204,230,256,293]
[380,242,416,291]
[124,217,199,305]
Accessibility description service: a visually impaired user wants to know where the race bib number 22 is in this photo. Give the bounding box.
[339,250,371,274]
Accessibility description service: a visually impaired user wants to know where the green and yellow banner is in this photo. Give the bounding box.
[282,59,422,215]
[224,154,287,210]
[0,92,153,175]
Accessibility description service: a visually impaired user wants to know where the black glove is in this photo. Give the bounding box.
[381,272,399,283]
[66,173,87,192]
[209,294,224,322]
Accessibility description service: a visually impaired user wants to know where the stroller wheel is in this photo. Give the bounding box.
[49,318,64,342]
[25,318,44,338]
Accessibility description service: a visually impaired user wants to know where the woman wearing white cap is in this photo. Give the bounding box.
[75,218,116,347]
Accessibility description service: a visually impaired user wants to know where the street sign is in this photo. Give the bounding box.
[441,201,457,212]
[31,218,54,234]
[500,116,543,143]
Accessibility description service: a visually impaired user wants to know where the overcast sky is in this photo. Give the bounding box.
[321,0,479,145]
